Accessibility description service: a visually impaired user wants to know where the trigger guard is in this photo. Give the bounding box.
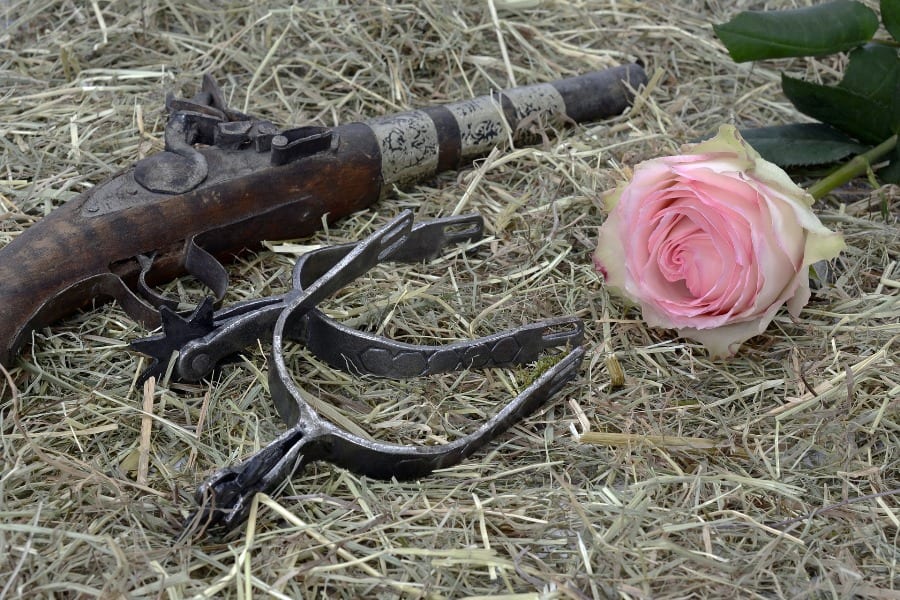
[133,237,229,311]
[100,272,162,327]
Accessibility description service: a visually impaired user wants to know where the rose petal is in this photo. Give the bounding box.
[593,211,629,291]
[593,124,846,357]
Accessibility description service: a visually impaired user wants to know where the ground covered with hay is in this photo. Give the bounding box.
[1,1,898,598]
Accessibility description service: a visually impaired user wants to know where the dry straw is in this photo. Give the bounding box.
[1,1,898,598]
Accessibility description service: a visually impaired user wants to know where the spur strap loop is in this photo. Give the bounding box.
[289,213,485,288]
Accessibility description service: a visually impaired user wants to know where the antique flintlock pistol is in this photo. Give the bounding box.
[0,64,646,370]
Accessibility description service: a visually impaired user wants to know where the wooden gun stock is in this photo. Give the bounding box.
[0,64,646,368]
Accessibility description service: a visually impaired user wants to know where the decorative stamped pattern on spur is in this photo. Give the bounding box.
[302,312,584,378]
[286,212,582,379]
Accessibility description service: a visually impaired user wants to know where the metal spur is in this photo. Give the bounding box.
[130,211,585,535]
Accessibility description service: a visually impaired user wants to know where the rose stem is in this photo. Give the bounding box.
[808,134,898,200]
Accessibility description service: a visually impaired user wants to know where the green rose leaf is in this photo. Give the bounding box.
[714,0,879,62]
[839,43,900,111]
[882,0,900,42]
[782,74,894,144]
[740,124,868,167]
[875,147,900,184]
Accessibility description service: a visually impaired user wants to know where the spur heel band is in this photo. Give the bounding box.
[192,345,585,532]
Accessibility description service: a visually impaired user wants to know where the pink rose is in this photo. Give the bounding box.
[593,125,845,356]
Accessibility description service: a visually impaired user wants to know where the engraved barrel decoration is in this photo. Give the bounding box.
[0,64,646,368]
[367,65,646,187]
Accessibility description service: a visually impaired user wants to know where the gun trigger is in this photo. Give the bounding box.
[185,236,229,305]
[136,253,180,311]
